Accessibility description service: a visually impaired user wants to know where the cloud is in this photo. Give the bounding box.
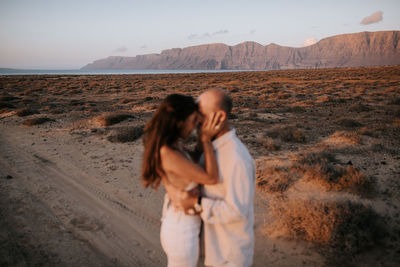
[187,30,229,40]
[212,30,229,35]
[188,34,198,40]
[114,46,127,53]
[302,37,318,47]
[361,11,383,25]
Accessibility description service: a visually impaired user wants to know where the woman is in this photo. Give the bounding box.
[142,94,221,267]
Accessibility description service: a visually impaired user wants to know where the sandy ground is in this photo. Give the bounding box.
[0,118,323,266]
[0,120,166,266]
[1,66,399,266]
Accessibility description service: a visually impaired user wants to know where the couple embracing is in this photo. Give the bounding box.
[142,89,255,267]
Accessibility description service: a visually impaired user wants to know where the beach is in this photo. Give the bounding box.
[1,66,399,266]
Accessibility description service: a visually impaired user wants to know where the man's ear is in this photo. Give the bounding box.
[217,110,227,124]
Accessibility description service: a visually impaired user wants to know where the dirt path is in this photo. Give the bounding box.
[0,123,166,266]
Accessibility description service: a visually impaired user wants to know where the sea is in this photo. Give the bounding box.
[0,69,256,76]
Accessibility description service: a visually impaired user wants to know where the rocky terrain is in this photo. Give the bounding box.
[1,66,399,266]
[82,31,400,70]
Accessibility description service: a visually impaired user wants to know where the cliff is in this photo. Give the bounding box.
[82,31,400,70]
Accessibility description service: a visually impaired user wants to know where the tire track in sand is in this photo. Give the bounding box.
[0,129,166,266]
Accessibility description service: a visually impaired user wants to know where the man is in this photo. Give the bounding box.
[180,88,256,267]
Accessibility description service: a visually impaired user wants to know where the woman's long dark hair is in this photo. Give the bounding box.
[142,94,198,189]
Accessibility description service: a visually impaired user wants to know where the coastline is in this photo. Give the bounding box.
[0,68,260,76]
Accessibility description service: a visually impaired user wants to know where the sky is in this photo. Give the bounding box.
[0,0,399,69]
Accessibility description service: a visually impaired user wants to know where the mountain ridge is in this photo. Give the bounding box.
[82,31,400,70]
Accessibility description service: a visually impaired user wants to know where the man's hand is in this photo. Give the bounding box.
[200,112,223,142]
[178,191,199,214]
[163,179,199,212]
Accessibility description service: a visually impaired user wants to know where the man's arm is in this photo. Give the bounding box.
[200,159,255,224]
[179,158,255,223]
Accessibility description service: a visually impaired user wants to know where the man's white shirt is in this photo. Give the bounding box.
[200,129,255,267]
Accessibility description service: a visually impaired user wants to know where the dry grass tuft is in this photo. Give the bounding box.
[265,197,382,253]
[107,126,144,143]
[22,117,53,126]
[93,112,134,127]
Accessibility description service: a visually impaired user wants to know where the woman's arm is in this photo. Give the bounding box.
[161,112,222,185]
[200,137,218,184]
[161,144,217,185]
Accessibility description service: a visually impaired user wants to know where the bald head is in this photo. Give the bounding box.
[198,89,232,137]
[198,88,232,117]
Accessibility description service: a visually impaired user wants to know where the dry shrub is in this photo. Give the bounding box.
[277,92,291,99]
[228,113,238,119]
[348,103,371,112]
[256,136,281,151]
[23,89,37,96]
[266,126,306,143]
[16,108,39,117]
[23,117,53,126]
[119,98,135,104]
[257,152,373,196]
[93,112,134,127]
[295,151,337,166]
[325,131,361,146]
[0,101,16,109]
[358,127,375,137]
[280,127,306,143]
[394,107,400,118]
[295,153,373,196]
[107,126,144,143]
[0,95,19,101]
[49,108,65,115]
[265,197,382,253]
[285,106,306,113]
[389,97,400,105]
[69,100,85,106]
[257,165,297,193]
[302,165,372,196]
[335,118,363,128]
[316,95,332,103]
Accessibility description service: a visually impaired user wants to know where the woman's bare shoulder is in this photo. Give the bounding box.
[160,145,177,158]
[160,145,183,171]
